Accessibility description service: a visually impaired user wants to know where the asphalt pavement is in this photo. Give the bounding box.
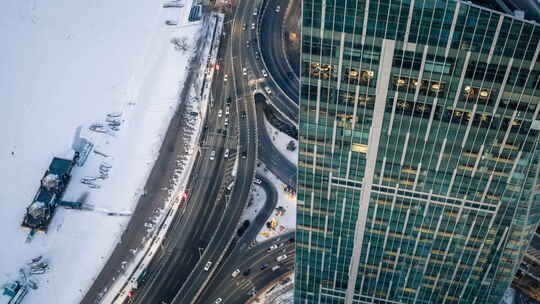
[255,96,297,188]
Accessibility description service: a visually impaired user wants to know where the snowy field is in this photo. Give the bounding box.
[264,117,298,165]
[0,1,202,303]
[255,165,296,242]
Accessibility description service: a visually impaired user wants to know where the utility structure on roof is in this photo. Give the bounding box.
[21,152,81,235]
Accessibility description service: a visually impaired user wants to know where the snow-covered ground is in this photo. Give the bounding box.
[251,272,294,304]
[255,164,296,242]
[0,1,202,303]
[240,185,267,223]
[264,117,298,165]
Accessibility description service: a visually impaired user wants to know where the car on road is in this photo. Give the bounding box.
[204,261,213,271]
[214,298,222,304]
[260,264,269,270]
[272,265,280,271]
[224,74,228,82]
[265,87,272,94]
[253,8,259,16]
[241,151,247,159]
[253,178,262,185]
[268,244,278,252]
[241,111,247,119]
[262,69,268,77]
[275,5,281,12]
[232,269,240,278]
[243,269,251,276]
[218,109,222,118]
[225,106,230,115]
[224,118,229,126]
[224,149,230,159]
[226,96,231,105]
[243,67,248,76]
[251,23,256,30]
[242,23,247,31]
[246,40,250,48]
[276,254,287,262]
[210,150,216,161]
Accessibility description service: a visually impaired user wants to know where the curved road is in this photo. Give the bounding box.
[259,0,299,104]
[255,95,296,188]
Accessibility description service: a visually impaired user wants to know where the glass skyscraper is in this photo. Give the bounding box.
[296,1,540,303]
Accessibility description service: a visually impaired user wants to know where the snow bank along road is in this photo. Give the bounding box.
[0,1,202,303]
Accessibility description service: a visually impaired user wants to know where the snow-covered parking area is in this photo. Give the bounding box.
[0,1,201,303]
[255,165,296,243]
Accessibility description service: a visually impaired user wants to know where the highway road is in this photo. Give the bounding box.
[169,0,260,302]
[109,0,297,302]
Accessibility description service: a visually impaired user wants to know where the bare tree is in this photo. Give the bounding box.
[171,37,190,52]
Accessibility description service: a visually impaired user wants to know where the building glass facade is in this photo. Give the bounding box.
[295,1,540,303]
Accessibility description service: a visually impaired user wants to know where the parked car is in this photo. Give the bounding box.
[275,5,281,12]
[262,69,268,77]
[272,265,280,271]
[224,149,230,159]
[243,269,251,276]
[265,87,272,94]
[253,178,262,185]
[210,150,216,160]
[260,264,269,270]
[243,67,248,76]
[214,298,222,304]
[218,109,222,118]
[232,269,240,278]
[268,244,278,252]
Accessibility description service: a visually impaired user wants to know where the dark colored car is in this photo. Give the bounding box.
[243,269,251,276]
[241,151,247,159]
[260,264,268,270]
[288,237,295,244]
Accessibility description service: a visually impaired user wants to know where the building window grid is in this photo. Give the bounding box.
[300,0,540,302]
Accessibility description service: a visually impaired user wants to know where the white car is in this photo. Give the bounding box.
[218,109,222,118]
[275,5,280,12]
[243,67,248,76]
[265,87,272,94]
[204,261,213,271]
[225,106,230,115]
[262,69,268,77]
[253,178,262,185]
[224,118,229,126]
[224,149,230,159]
[276,254,287,262]
[251,23,256,30]
[214,298,223,304]
[210,150,216,161]
[268,244,278,252]
[272,265,280,271]
[224,74,228,82]
[232,269,240,278]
